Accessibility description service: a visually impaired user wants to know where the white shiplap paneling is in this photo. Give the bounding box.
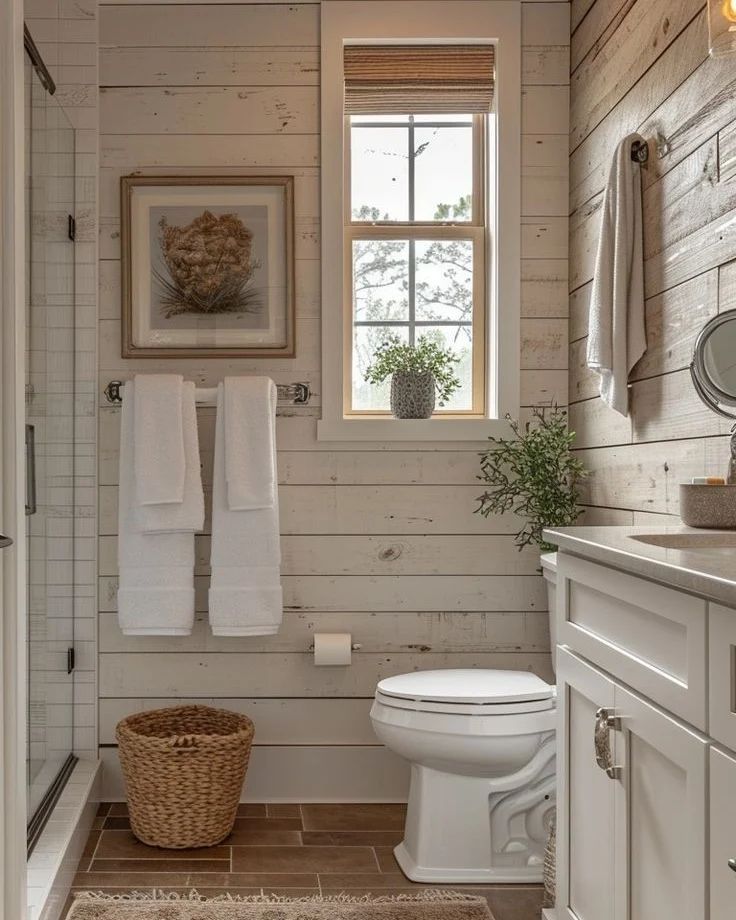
[98,0,569,800]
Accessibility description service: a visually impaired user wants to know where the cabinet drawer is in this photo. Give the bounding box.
[710,747,736,920]
[709,604,736,752]
[557,554,707,729]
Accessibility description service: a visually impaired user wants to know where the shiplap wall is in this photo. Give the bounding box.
[569,0,736,524]
[98,0,570,800]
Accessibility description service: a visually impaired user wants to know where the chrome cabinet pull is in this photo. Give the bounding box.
[595,707,622,780]
[728,858,736,873]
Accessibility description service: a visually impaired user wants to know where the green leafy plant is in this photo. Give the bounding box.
[364,334,461,406]
[476,406,588,552]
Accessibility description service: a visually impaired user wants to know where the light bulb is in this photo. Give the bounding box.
[723,0,736,23]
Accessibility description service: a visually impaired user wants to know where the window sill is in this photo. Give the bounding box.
[317,417,513,444]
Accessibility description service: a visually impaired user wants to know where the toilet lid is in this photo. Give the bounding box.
[376,669,554,706]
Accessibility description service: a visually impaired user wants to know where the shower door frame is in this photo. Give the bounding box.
[0,0,31,917]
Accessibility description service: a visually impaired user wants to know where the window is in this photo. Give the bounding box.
[343,44,493,416]
[319,1,522,442]
[347,111,486,414]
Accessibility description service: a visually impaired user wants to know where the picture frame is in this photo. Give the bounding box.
[120,175,295,358]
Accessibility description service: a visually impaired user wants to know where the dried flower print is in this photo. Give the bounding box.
[155,210,263,318]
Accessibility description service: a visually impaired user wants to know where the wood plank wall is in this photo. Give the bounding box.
[569,0,735,524]
[97,0,570,800]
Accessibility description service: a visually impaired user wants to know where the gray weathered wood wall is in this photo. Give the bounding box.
[98,0,570,800]
[569,0,735,523]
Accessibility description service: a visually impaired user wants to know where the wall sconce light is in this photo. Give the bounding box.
[709,0,736,55]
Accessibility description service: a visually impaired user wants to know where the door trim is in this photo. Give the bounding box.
[0,2,28,917]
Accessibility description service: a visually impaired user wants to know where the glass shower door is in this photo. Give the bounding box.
[25,59,77,836]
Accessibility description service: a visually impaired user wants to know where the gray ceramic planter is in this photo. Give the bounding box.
[390,371,436,419]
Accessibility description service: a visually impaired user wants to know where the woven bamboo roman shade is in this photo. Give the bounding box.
[343,44,495,114]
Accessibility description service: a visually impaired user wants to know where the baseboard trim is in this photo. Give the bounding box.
[100,745,410,802]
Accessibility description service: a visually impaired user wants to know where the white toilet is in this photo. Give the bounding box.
[370,552,558,884]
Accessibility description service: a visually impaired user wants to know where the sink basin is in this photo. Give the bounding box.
[630,533,736,550]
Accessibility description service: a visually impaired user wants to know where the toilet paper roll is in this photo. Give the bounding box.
[313,632,352,666]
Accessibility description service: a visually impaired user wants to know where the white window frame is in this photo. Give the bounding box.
[319,0,521,443]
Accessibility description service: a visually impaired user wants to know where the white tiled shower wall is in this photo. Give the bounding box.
[25,0,99,761]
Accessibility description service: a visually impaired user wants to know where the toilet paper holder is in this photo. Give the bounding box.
[310,633,362,667]
[308,641,362,652]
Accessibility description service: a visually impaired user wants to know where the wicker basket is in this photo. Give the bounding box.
[542,816,556,908]
[116,705,254,849]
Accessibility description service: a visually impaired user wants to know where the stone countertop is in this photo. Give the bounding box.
[542,525,736,608]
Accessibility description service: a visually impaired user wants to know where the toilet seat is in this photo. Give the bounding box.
[376,669,555,716]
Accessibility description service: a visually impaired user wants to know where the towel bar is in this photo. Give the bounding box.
[104,379,311,406]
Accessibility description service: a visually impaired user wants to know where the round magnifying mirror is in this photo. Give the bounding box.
[691,310,736,420]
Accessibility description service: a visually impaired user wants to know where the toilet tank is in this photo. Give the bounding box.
[540,552,557,674]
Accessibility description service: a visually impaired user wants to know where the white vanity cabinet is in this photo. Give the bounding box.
[555,552,734,920]
[710,747,736,918]
[557,648,707,920]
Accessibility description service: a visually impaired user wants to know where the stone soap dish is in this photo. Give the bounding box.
[680,484,736,529]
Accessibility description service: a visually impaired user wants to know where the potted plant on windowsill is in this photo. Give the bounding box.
[364,334,461,419]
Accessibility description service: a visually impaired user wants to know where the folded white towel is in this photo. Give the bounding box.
[223,376,278,510]
[586,133,647,417]
[135,381,205,534]
[209,379,283,636]
[134,374,185,505]
[117,378,203,636]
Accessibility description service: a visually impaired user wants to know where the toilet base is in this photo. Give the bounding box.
[394,841,546,885]
[395,749,555,884]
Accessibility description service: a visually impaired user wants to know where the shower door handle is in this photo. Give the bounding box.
[25,424,36,516]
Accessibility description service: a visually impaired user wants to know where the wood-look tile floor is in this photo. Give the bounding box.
[64,803,543,920]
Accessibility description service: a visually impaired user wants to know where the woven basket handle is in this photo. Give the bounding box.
[169,734,201,752]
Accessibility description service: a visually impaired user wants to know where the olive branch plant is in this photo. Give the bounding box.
[475,406,588,553]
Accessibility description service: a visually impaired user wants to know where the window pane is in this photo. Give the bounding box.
[351,126,408,221]
[417,325,474,411]
[352,325,409,411]
[414,126,473,221]
[352,239,409,322]
[414,239,474,323]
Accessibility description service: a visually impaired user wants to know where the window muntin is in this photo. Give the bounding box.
[345,113,487,415]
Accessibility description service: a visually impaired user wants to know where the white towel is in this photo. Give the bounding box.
[135,382,205,534]
[586,133,647,416]
[209,379,283,636]
[134,374,185,505]
[117,379,204,636]
[223,376,277,510]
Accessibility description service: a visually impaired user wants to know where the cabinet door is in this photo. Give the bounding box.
[710,747,736,919]
[614,683,708,920]
[557,648,617,920]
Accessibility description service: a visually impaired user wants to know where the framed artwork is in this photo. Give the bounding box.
[120,176,295,358]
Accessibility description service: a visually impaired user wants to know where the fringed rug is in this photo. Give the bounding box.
[67,890,493,919]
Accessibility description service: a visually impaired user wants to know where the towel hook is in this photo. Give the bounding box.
[630,139,649,164]
[630,133,671,165]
